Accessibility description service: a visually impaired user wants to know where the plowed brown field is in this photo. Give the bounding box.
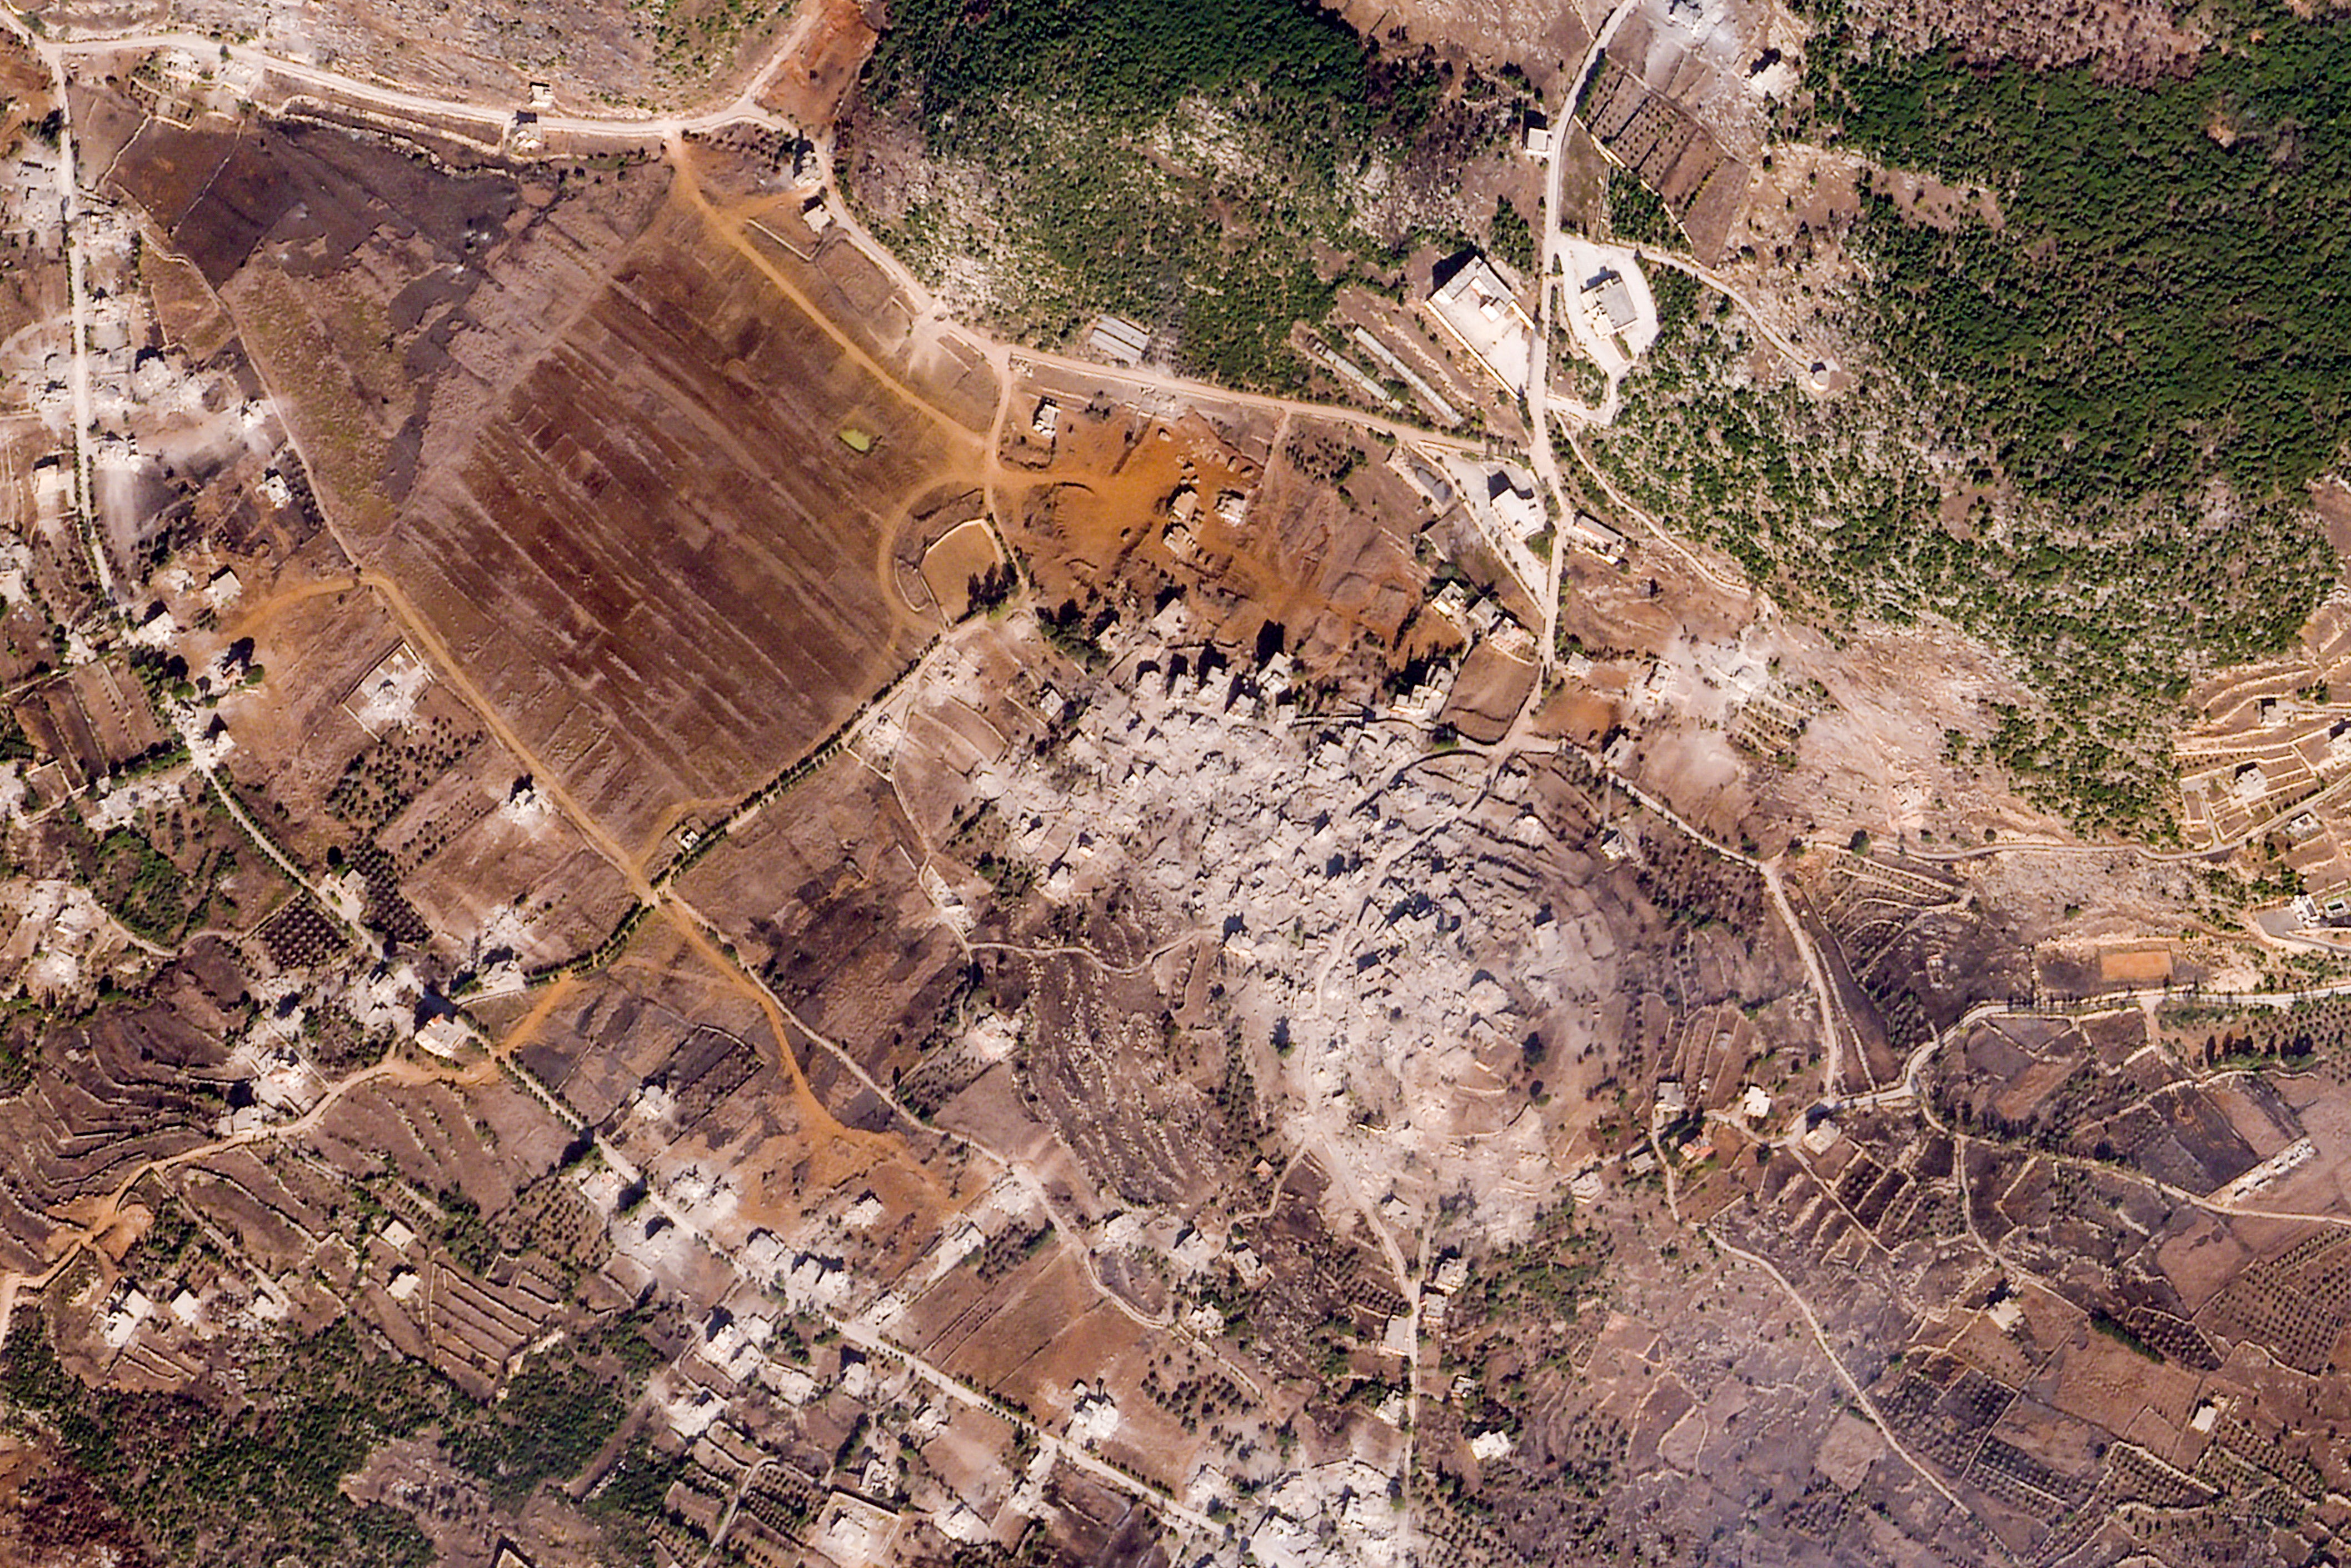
[109,110,997,867]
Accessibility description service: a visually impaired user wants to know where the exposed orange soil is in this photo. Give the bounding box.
[758,0,878,128]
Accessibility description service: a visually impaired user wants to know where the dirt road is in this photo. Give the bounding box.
[26,25,803,142]
[1529,113,1572,675]
[1571,742,1852,1095]
[0,1047,462,1337]
[1639,248,1835,391]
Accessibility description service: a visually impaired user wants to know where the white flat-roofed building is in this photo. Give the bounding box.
[1585,268,1639,334]
[1426,255,1534,396]
[1565,510,1628,561]
[1486,467,1544,537]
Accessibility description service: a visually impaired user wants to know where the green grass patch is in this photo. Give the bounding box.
[0,1293,668,1564]
[1,1311,436,1568]
[1583,282,2324,834]
[1489,196,1538,276]
[864,0,1374,143]
[93,827,189,943]
[445,1354,629,1502]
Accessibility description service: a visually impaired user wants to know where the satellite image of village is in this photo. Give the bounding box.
[0,0,2348,1561]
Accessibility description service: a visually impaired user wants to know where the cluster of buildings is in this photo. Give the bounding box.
[984,600,1585,1237]
[1245,1459,1405,1568]
[1428,578,1538,662]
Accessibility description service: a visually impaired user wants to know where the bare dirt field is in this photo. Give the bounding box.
[30,14,2351,1568]
[1441,642,1539,742]
[1840,0,2204,80]
[699,154,1000,437]
[1326,0,1596,98]
[499,913,944,1220]
[42,0,782,109]
[107,107,996,865]
[919,519,1001,625]
[353,189,967,858]
[195,552,638,969]
[757,0,877,128]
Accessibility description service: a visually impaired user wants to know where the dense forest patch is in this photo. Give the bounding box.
[1810,14,2351,509]
[863,0,1378,143]
[2,1312,437,1568]
[1590,15,2349,835]
[847,0,1526,391]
